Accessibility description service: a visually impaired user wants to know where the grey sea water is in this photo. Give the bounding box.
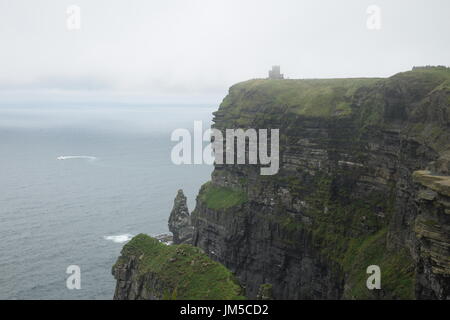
[0,104,214,299]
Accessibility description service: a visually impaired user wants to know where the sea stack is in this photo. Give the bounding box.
[168,189,193,245]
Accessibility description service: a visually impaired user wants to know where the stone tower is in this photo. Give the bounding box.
[268,66,284,79]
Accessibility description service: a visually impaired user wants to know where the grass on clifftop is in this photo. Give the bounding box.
[216,67,450,128]
[119,234,245,300]
[220,78,381,118]
[199,182,248,210]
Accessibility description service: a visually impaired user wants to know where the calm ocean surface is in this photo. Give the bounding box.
[0,104,214,299]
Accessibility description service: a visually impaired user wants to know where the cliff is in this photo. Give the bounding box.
[112,234,244,300]
[112,66,450,300]
[188,66,450,299]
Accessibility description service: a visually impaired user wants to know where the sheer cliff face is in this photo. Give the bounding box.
[191,67,450,299]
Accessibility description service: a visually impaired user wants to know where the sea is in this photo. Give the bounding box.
[0,103,214,299]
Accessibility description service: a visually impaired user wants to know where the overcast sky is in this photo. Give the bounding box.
[0,0,449,103]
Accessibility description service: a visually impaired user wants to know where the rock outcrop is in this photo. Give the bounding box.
[189,66,450,299]
[168,190,193,244]
[412,170,450,298]
[112,234,244,300]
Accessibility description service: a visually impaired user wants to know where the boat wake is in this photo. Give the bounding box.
[56,155,97,161]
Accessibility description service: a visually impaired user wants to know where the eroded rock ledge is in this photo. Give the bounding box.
[413,170,450,298]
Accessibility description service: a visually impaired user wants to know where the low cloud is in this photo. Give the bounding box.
[0,0,449,103]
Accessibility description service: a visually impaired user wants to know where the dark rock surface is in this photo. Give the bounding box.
[189,67,450,299]
[168,189,193,244]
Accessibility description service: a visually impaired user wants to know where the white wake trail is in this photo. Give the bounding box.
[57,155,97,161]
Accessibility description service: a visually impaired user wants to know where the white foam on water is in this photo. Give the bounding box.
[103,234,133,243]
[57,156,97,161]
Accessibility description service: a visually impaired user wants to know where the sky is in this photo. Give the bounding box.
[0,0,449,104]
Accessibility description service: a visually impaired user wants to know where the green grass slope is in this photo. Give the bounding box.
[115,234,245,300]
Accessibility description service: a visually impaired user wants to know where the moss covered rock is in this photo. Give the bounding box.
[112,234,245,300]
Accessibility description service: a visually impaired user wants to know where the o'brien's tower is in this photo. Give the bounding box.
[268,65,284,79]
